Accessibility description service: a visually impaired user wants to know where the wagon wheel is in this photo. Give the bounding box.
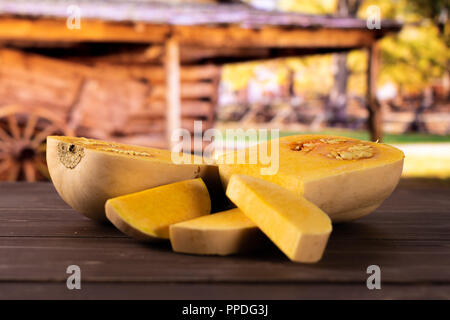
[0,105,74,182]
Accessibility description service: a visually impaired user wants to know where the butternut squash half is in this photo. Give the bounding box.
[218,135,404,222]
[46,136,219,221]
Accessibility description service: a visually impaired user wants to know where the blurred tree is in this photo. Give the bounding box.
[327,0,362,127]
[220,0,448,130]
[406,0,449,100]
[359,0,449,94]
[278,0,337,13]
[406,0,449,34]
[358,0,449,134]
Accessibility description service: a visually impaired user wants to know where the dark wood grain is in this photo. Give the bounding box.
[0,182,449,299]
[1,283,449,300]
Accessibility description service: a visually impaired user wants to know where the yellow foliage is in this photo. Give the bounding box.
[221,0,447,97]
[278,0,337,14]
[403,156,450,179]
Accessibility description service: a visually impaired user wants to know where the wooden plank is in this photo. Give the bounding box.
[0,49,84,113]
[164,37,181,150]
[133,64,220,83]
[1,182,449,229]
[0,183,449,284]
[0,1,402,30]
[121,117,207,134]
[149,82,216,100]
[137,100,212,118]
[0,282,448,300]
[119,119,166,135]
[0,18,377,48]
[187,47,362,64]
[2,201,450,240]
[0,48,128,83]
[0,1,402,31]
[0,182,68,210]
[91,63,220,83]
[0,211,125,238]
[0,48,212,140]
[0,182,448,299]
[180,47,271,63]
[74,45,360,65]
[0,18,170,43]
[111,134,168,149]
[68,77,149,135]
[174,25,377,48]
[1,228,449,284]
[123,118,206,134]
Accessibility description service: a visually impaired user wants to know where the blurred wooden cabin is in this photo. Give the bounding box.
[0,0,400,181]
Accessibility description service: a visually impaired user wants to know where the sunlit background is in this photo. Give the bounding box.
[0,0,448,181]
[217,0,449,180]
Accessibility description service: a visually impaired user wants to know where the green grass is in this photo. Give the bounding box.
[278,130,450,144]
[216,128,450,144]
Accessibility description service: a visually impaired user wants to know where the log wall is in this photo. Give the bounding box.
[0,48,221,149]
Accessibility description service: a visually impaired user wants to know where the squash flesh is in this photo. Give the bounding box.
[226,174,332,263]
[105,178,211,240]
[170,208,264,255]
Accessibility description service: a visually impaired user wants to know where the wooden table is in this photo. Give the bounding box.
[1,182,449,300]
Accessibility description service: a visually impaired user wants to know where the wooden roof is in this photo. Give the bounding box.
[0,1,402,53]
[0,0,401,30]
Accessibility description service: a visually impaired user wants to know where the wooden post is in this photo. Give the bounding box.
[367,41,382,142]
[164,36,181,150]
[206,67,221,130]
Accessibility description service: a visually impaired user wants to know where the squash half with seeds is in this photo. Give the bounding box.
[218,135,404,222]
[46,136,220,222]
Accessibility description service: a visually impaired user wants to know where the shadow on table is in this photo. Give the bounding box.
[134,220,388,270]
